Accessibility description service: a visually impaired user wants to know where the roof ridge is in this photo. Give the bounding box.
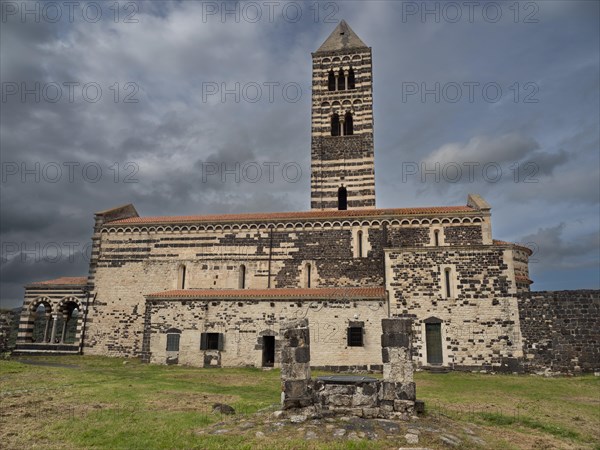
[105,206,475,225]
[146,286,386,299]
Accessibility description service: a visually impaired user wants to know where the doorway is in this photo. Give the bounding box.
[262,336,275,367]
[425,323,443,365]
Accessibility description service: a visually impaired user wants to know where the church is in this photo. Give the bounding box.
[15,21,536,372]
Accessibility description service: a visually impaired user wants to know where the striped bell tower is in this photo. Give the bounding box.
[310,20,376,210]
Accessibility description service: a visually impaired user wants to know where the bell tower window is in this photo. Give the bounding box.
[328,69,335,91]
[348,67,356,89]
[331,113,340,136]
[344,112,353,135]
[338,68,346,90]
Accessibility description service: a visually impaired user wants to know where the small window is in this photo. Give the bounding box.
[239,265,246,289]
[201,332,224,351]
[177,265,186,289]
[305,263,312,288]
[166,333,180,352]
[357,230,363,258]
[434,230,440,247]
[444,268,453,298]
[347,327,363,347]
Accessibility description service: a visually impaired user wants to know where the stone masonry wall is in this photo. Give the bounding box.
[386,246,524,370]
[85,220,486,358]
[518,290,600,373]
[143,298,387,368]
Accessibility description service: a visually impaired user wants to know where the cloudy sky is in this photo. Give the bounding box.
[1,0,598,308]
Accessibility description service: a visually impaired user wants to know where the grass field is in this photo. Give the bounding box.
[0,355,598,449]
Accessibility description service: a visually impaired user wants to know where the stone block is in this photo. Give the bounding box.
[393,399,415,414]
[381,333,410,348]
[281,362,310,380]
[381,318,413,335]
[283,328,310,347]
[283,380,310,400]
[357,383,378,396]
[362,407,379,418]
[328,394,352,407]
[397,382,416,401]
[414,399,426,414]
[295,346,310,363]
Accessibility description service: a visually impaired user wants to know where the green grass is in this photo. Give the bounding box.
[1,356,598,449]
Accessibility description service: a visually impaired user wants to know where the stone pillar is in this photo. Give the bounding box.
[60,316,68,343]
[280,318,312,410]
[50,314,58,344]
[43,315,51,343]
[380,318,416,416]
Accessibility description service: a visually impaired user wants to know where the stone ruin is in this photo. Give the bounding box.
[280,317,423,420]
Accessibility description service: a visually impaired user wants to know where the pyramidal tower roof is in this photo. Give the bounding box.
[315,20,369,54]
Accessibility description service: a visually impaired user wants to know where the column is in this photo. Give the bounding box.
[43,315,51,343]
[280,318,312,410]
[380,318,416,416]
[60,316,68,343]
[50,314,58,344]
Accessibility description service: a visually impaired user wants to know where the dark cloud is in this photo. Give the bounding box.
[1,1,598,307]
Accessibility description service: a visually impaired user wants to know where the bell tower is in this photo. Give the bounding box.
[311,20,376,210]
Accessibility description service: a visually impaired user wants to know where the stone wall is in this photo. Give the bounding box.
[518,290,600,373]
[141,298,387,368]
[385,246,524,370]
[85,216,488,358]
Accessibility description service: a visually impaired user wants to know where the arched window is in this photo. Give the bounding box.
[305,263,312,288]
[32,303,49,343]
[328,70,335,91]
[239,264,246,289]
[177,265,186,289]
[348,67,356,89]
[357,231,363,257]
[434,230,440,247]
[344,112,353,135]
[338,68,346,90]
[331,113,340,136]
[338,186,348,210]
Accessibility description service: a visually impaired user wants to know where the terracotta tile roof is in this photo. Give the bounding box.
[106,206,475,226]
[146,287,386,300]
[27,276,88,287]
[493,240,533,255]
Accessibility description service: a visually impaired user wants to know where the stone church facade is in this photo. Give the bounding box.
[15,21,599,373]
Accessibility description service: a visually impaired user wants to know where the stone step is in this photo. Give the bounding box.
[423,365,450,374]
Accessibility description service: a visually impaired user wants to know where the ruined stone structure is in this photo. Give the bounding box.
[280,318,418,419]
[14,21,599,374]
